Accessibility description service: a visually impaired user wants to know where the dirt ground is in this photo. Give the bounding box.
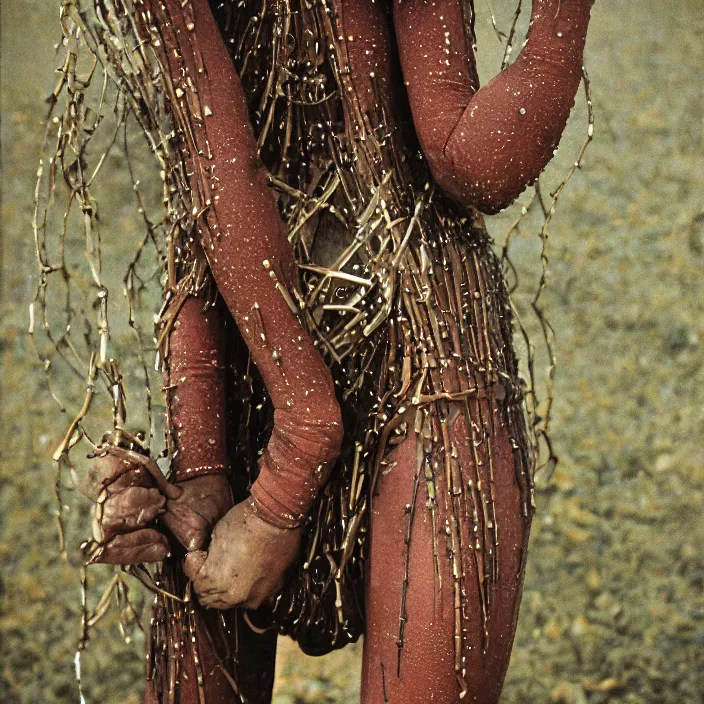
[1,0,703,702]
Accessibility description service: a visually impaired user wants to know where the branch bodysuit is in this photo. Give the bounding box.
[81,0,595,702]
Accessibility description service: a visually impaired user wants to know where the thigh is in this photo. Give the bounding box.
[361,400,530,704]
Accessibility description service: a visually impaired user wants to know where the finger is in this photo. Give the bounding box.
[198,591,222,606]
[191,559,226,598]
[245,583,281,611]
[199,592,237,610]
[81,453,141,500]
[162,504,210,552]
[104,446,182,500]
[107,466,157,492]
[183,550,207,581]
[101,487,166,541]
[94,529,170,565]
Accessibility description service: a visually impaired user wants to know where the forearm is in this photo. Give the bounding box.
[166,297,229,482]
[153,0,342,526]
[338,0,396,116]
[395,0,595,213]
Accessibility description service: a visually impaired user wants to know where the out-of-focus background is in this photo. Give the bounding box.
[1,0,703,702]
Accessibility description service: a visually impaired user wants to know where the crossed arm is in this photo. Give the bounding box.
[95,0,343,607]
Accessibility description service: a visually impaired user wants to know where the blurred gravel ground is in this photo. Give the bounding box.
[2,0,703,702]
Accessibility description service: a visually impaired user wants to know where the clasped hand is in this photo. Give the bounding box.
[84,447,299,609]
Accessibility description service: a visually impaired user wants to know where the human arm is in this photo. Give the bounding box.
[393,0,596,213]
[147,0,343,606]
[90,297,232,563]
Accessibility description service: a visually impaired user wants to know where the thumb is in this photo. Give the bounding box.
[163,503,209,552]
[183,550,207,581]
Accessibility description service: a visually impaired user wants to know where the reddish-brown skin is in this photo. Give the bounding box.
[145,607,277,704]
[166,298,230,483]
[362,411,528,704]
[139,2,343,701]
[96,0,595,701]
[341,2,539,701]
[156,0,344,527]
[394,0,596,213]
[144,608,236,704]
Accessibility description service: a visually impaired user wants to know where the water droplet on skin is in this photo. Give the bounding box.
[519,107,526,115]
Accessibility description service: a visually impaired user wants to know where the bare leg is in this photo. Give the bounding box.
[145,607,276,704]
[145,559,278,704]
[362,399,530,703]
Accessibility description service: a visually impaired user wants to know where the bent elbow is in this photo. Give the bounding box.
[431,103,572,213]
[430,156,535,215]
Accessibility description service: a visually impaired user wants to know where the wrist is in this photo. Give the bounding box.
[248,482,307,529]
[172,462,228,483]
[249,407,343,529]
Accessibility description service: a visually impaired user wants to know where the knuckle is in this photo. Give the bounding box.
[246,594,264,610]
